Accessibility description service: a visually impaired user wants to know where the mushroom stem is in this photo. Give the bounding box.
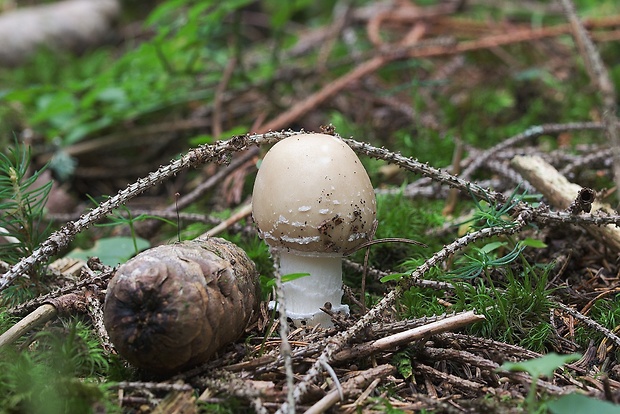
[277,250,349,327]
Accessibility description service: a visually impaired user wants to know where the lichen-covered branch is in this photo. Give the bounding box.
[0,131,301,293]
[512,154,620,253]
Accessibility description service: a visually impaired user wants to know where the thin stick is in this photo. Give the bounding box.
[0,304,56,349]
[0,131,303,292]
[460,122,603,181]
[555,301,620,350]
[273,270,296,414]
[203,203,253,237]
[260,55,389,133]
[332,310,485,361]
[0,293,87,350]
[212,57,238,139]
[303,364,395,414]
[511,154,620,253]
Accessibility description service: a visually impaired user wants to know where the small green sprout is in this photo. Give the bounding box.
[500,353,581,412]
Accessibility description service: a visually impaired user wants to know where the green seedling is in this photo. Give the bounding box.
[260,272,311,298]
[87,199,173,254]
[548,393,620,414]
[0,143,52,265]
[393,350,413,380]
[66,236,150,267]
[448,241,525,280]
[500,353,581,413]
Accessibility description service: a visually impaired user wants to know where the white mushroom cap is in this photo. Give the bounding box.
[252,133,377,255]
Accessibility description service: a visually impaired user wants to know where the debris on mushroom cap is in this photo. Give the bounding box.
[103,237,259,376]
[252,133,377,255]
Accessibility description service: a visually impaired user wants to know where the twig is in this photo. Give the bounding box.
[344,259,455,290]
[110,381,193,393]
[303,364,395,414]
[7,262,114,316]
[555,301,620,350]
[436,332,542,361]
[274,268,296,414]
[341,377,381,413]
[165,146,259,212]
[344,136,506,206]
[0,131,303,292]
[47,210,220,225]
[485,160,537,194]
[197,370,269,414]
[212,57,238,139]
[511,154,620,252]
[259,34,454,133]
[443,137,464,215]
[534,210,620,227]
[332,310,485,361]
[0,304,57,349]
[414,362,486,392]
[371,310,472,337]
[560,147,614,178]
[406,16,620,59]
[460,122,604,180]
[260,55,392,132]
[84,289,114,354]
[319,359,344,401]
[245,311,477,377]
[421,346,569,395]
[0,293,85,350]
[203,203,253,237]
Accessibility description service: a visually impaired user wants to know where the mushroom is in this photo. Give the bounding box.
[252,133,377,327]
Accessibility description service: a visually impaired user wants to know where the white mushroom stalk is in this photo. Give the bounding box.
[252,133,377,327]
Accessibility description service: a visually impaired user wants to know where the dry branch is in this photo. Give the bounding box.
[332,310,485,362]
[555,301,620,350]
[511,154,620,253]
[0,303,56,349]
[0,293,84,350]
[0,131,302,293]
[304,364,396,414]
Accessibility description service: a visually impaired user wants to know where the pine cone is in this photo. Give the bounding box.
[103,237,259,375]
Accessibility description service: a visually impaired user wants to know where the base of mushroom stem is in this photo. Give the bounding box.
[268,301,349,328]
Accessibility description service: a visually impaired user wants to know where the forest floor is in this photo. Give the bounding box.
[2,0,620,413]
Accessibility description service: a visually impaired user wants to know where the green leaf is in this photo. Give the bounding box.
[281,272,310,283]
[479,241,507,254]
[63,116,113,145]
[66,237,150,266]
[263,273,311,289]
[500,353,581,379]
[95,87,128,104]
[32,91,79,128]
[548,393,620,414]
[380,273,405,283]
[393,351,413,379]
[521,238,548,248]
